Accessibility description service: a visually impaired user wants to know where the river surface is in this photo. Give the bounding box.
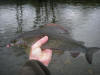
[0,0,100,75]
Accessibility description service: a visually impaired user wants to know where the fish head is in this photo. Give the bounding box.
[6,40,16,48]
[6,38,27,48]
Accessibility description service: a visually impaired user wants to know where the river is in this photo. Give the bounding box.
[0,0,100,75]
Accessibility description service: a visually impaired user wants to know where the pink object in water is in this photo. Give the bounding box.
[6,44,10,48]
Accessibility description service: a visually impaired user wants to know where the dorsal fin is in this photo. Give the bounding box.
[45,23,68,33]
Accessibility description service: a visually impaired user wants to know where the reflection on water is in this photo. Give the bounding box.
[16,1,23,33]
[0,0,100,75]
[33,0,57,27]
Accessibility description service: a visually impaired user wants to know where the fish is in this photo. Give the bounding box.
[7,23,100,64]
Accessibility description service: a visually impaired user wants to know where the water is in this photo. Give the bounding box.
[0,0,100,75]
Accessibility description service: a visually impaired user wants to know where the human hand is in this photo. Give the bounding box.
[29,36,52,66]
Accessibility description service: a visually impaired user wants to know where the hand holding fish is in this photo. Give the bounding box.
[29,36,52,66]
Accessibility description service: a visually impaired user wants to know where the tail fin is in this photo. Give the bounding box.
[85,47,100,64]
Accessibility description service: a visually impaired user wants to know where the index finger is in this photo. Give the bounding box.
[32,36,48,49]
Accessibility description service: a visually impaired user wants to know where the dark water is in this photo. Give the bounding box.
[0,0,100,75]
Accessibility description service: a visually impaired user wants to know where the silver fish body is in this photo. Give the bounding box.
[8,24,100,64]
